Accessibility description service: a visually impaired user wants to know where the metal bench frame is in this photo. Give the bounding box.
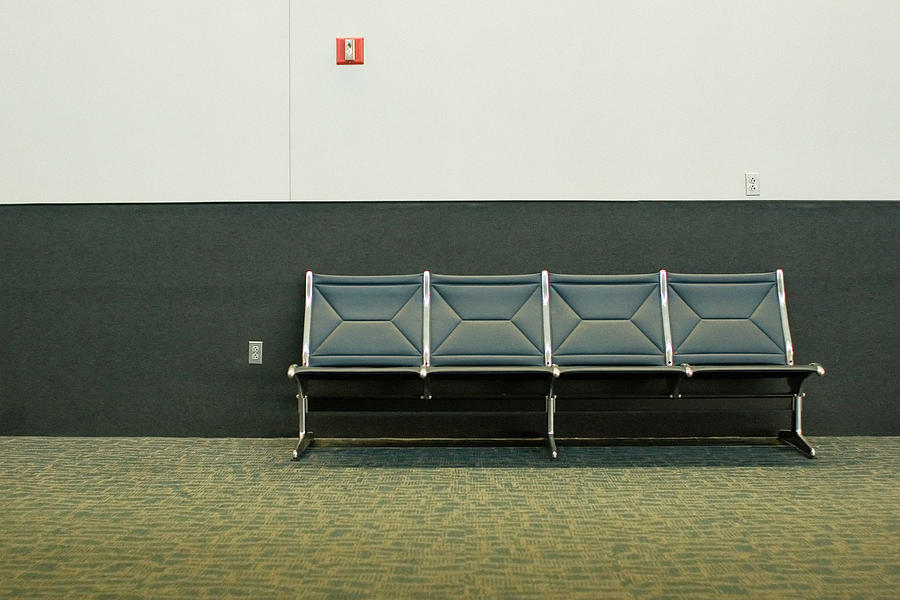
[288,269,824,460]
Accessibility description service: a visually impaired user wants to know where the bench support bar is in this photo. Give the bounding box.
[778,392,816,458]
[291,380,315,460]
[546,393,558,459]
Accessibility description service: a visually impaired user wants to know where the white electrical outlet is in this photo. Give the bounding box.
[248,341,263,364]
[745,172,760,196]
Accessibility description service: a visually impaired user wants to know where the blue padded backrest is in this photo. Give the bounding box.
[667,272,788,365]
[550,273,667,366]
[429,273,545,366]
[306,273,424,367]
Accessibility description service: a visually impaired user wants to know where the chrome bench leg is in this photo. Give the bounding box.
[778,392,816,458]
[293,432,314,460]
[546,393,558,459]
[547,433,558,460]
[421,373,432,401]
[291,387,314,460]
[778,430,814,457]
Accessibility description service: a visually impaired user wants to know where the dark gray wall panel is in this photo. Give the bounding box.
[1,201,897,436]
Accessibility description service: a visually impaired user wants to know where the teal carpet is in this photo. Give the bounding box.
[1,437,898,599]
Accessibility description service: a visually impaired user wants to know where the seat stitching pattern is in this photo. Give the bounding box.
[555,285,661,355]
[310,292,343,351]
[509,288,542,353]
[673,283,782,356]
[432,285,541,356]
[430,288,463,354]
[312,285,421,355]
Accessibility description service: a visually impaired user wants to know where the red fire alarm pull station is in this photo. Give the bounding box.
[336,38,364,65]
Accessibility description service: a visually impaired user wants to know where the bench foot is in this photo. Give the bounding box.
[547,433,558,459]
[778,430,816,458]
[292,432,315,460]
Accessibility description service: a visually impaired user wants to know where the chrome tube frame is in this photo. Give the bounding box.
[775,269,795,366]
[421,271,432,399]
[777,375,816,458]
[778,393,815,458]
[291,378,314,460]
[420,367,432,401]
[546,392,558,459]
[793,392,804,434]
[301,271,313,367]
[541,270,552,367]
[422,271,431,368]
[659,270,674,366]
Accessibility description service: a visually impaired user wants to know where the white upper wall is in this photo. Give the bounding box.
[292,0,900,200]
[0,0,288,203]
[2,1,898,203]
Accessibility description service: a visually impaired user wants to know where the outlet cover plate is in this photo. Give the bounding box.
[745,172,760,196]
[249,341,263,364]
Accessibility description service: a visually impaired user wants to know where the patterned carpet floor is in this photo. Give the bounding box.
[0,436,898,599]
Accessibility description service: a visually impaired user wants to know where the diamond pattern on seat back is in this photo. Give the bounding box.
[668,273,787,365]
[550,274,666,366]
[307,275,423,366]
[430,274,545,366]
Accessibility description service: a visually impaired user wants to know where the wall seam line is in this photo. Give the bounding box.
[288,0,292,201]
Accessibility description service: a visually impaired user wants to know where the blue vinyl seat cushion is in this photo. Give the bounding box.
[429,274,546,367]
[667,273,787,365]
[550,273,667,366]
[306,274,424,367]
